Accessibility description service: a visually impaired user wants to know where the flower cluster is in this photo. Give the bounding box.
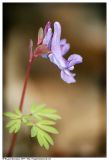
[29,21,83,84]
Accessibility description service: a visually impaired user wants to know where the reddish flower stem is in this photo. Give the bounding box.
[6,60,33,157]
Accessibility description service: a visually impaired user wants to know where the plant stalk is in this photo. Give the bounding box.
[6,60,33,157]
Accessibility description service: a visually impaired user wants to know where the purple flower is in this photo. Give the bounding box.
[48,22,83,83]
[29,21,83,84]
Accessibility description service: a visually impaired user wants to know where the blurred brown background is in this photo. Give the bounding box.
[3,3,106,157]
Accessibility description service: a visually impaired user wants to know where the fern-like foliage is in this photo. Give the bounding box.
[4,104,61,150]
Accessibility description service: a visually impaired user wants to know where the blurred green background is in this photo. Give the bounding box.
[3,3,106,157]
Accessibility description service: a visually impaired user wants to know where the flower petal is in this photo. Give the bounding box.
[48,54,66,70]
[44,21,51,36]
[51,22,62,57]
[68,54,83,67]
[61,43,70,56]
[68,66,74,70]
[43,28,52,47]
[60,39,66,45]
[48,54,59,67]
[51,22,66,68]
[61,69,76,83]
[41,54,48,58]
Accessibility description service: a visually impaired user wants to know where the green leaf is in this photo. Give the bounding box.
[22,115,31,123]
[30,104,46,114]
[44,133,54,145]
[31,126,37,137]
[38,120,56,125]
[6,119,18,128]
[22,117,28,123]
[41,135,49,150]
[9,124,16,133]
[15,108,22,116]
[31,127,54,149]
[25,122,33,126]
[33,114,43,121]
[31,104,61,121]
[37,128,49,150]
[30,105,37,113]
[14,120,21,133]
[27,103,61,150]
[8,119,21,133]
[37,130,44,147]
[4,112,20,119]
[38,113,61,121]
[39,129,54,145]
[37,124,59,134]
[41,108,57,114]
